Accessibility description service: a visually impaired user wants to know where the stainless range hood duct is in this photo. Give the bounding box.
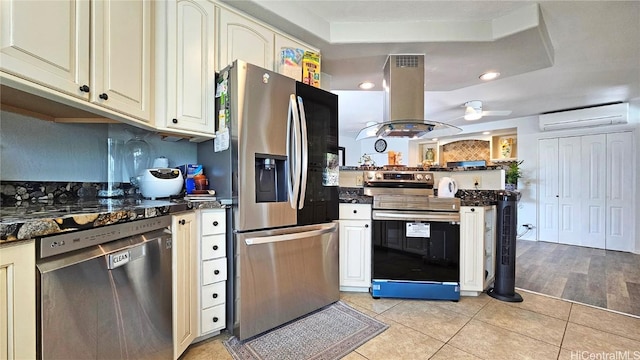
[384,54,424,123]
[356,54,462,140]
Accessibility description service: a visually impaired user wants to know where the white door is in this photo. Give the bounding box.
[606,132,635,251]
[172,213,197,359]
[580,134,606,248]
[339,220,371,289]
[218,8,274,71]
[0,0,90,99]
[166,0,216,134]
[538,138,559,242]
[92,0,151,121]
[558,137,582,245]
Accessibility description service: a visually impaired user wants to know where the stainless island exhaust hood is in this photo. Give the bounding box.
[356,54,462,140]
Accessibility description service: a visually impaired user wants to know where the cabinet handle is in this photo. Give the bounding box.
[99,93,108,100]
[79,85,90,92]
[213,245,219,250]
[353,210,358,214]
[471,208,475,212]
[213,221,219,226]
[212,293,218,299]
[172,118,178,124]
[214,270,220,275]
[213,317,219,323]
[179,219,186,225]
[365,224,369,228]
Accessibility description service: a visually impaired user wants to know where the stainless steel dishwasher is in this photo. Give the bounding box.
[36,216,173,360]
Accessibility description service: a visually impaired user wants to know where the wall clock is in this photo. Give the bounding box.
[374,139,387,153]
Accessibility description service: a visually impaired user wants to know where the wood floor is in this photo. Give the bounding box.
[516,239,640,316]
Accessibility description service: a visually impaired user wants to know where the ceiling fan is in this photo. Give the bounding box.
[462,100,512,120]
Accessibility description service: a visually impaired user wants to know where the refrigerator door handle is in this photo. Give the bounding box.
[296,96,309,210]
[244,224,336,245]
[287,94,301,209]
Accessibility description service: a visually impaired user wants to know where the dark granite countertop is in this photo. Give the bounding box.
[0,197,224,244]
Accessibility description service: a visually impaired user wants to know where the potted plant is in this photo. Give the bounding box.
[505,160,523,190]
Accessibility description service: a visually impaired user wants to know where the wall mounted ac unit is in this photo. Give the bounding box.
[539,102,629,131]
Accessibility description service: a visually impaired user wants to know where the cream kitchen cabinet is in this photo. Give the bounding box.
[0,0,151,122]
[216,5,318,74]
[199,209,227,336]
[339,203,372,292]
[154,0,216,138]
[0,240,36,360]
[459,206,496,296]
[217,6,274,71]
[172,212,198,360]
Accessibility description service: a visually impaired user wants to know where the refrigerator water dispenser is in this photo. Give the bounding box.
[255,154,287,202]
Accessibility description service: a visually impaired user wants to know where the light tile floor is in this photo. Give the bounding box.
[181,289,640,360]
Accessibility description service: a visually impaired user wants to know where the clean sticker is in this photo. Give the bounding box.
[406,222,430,238]
[108,250,130,269]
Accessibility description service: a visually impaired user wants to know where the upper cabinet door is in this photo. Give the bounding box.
[217,7,274,71]
[168,0,216,134]
[92,0,151,121]
[0,0,90,99]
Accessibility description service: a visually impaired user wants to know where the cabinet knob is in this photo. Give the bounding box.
[79,85,90,92]
[213,245,219,250]
[556,195,559,198]
[213,317,219,323]
[364,224,369,228]
[99,93,108,100]
[353,210,357,214]
[212,293,218,298]
[214,270,220,275]
[213,221,219,226]
[470,208,475,212]
[179,219,186,225]
[172,118,178,124]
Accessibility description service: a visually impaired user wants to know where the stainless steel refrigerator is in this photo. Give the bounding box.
[197,60,339,340]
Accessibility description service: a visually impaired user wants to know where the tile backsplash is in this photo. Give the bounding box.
[441,140,490,164]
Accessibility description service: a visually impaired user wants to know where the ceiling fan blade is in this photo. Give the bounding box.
[482,110,512,116]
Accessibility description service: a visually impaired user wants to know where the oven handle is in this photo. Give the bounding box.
[372,211,460,223]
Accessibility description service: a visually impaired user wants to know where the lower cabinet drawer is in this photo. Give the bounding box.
[202,257,227,285]
[201,304,225,334]
[201,281,226,309]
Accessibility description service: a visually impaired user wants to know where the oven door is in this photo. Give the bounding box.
[372,210,460,283]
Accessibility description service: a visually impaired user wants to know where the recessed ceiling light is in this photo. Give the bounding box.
[358,82,375,90]
[479,72,500,81]
[483,131,491,135]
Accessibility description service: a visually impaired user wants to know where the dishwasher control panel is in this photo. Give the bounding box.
[38,216,172,259]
